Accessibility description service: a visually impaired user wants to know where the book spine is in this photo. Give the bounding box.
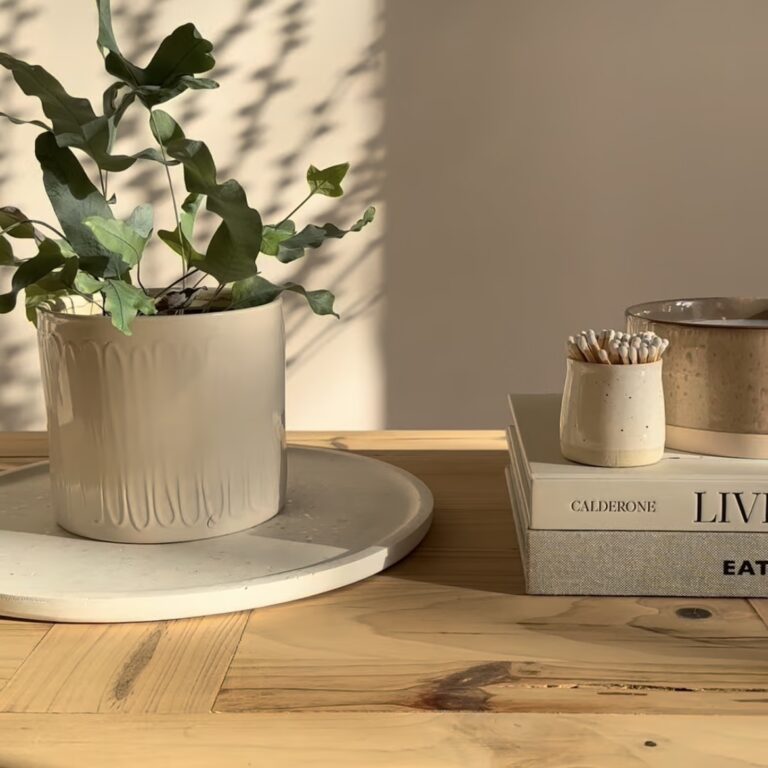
[524,528,768,596]
[507,427,533,522]
[505,468,530,592]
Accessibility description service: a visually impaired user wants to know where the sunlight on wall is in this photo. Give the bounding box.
[0,0,384,430]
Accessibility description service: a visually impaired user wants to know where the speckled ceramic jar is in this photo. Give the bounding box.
[627,298,768,458]
[560,358,666,467]
[37,296,286,543]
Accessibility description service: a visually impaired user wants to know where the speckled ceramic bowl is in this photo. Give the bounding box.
[626,298,768,458]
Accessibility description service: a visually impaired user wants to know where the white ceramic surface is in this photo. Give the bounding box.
[664,424,768,459]
[0,446,433,623]
[560,359,666,467]
[36,297,286,544]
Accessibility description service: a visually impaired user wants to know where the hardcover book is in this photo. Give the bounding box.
[507,463,768,597]
[509,394,768,532]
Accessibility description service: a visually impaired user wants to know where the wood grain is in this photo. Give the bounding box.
[749,599,768,629]
[0,612,247,713]
[215,658,768,716]
[0,431,47,459]
[360,449,520,593]
[216,578,768,714]
[0,431,506,461]
[0,620,50,690]
[0,712,764,767]
[0,431,766,764]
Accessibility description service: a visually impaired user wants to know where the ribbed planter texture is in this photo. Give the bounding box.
[37,296,286,543]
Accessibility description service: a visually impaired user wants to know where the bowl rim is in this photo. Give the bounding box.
[626,297,768,329]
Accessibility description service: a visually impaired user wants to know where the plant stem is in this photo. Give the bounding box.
[98,168,107,199]
[148,108,186,289]
[0,219,68,242]
[155,269,201,299]
[189,273,207,291]
[277,191,314,228]
[136,258,147,292]
[203,282,226,312]
[73,288,105,315]
[177,273,209,311]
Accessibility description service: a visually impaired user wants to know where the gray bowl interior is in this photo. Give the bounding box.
[626,298,768,328]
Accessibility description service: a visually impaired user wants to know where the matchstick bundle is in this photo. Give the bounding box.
[566,329,669,365]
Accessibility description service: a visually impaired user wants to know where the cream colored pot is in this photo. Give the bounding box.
[37,296,286,543]
[560,358,666,467]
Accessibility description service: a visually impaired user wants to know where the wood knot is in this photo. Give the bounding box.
[412,662,516,712]
[675,607,712,620]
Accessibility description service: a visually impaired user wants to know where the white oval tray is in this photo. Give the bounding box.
[0,447,433,623]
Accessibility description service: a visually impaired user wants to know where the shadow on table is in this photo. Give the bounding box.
[355,449,527,596]
[0,449,526,598]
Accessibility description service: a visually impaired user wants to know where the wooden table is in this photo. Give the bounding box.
[0,432,765,767]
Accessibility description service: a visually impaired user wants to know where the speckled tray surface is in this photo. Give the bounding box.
[0,447,433,623]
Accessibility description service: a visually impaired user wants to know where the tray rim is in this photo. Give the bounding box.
[0,446,434,623]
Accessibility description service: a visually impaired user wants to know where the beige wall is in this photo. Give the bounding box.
[383,0,768,427]
[3,1,768,429]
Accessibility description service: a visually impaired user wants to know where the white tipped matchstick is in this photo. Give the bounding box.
[577,334,597,363]
[586,329,601,358]
[565,329,668,364]
[619,342,629,365]
[648,337,662,362]
[597,329,613,348]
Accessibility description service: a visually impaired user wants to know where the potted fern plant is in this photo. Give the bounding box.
[0,0,374,543]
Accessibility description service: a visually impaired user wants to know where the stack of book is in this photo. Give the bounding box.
[506,394,768,596]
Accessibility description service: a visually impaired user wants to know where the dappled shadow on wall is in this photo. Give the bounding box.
[0,0,384,429]
[0,0,41,429]
[110,0,386,376]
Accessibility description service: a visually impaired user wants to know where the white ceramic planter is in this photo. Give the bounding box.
[37,296,286,543]
[560,359,665,467]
